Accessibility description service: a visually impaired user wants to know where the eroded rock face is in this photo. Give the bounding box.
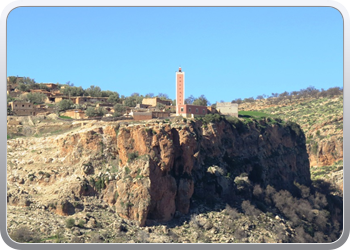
[307,136,343,167]
[109,119,310,225]
[7,119,311,226]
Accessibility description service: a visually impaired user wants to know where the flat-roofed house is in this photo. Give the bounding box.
[216,102,238,117]
[8,101,35,116]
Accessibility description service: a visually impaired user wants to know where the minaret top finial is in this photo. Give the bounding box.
[179,67,182,72]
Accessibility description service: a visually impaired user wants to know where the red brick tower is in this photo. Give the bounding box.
[176,67,185,115]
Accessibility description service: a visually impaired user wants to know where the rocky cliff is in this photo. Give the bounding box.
[7,117,311,227]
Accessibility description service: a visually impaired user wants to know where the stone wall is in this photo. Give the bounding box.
[142,98,172,107]
[216,102,238,117]
[75,97,109,105]
[133,112,152,120]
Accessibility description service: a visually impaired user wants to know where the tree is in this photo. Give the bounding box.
[156,103,166,110]
[279,91,290,98]
[256,95,264,100]
[7,76,17,84]
[231,98,242,104]
[65,81,74,87]
[18,83,29,92]
[145,93,154,98]
[157,93,169,100]
[185,95,195,104]
[58,99,74,111]
[25,92,47,104]
[124,97,137,107]
[85,85,102,97]
[101,90,116,97]
[193,94,210,106]
[107,93,120,103]
[243,97,255,103]
[306,86,319,98]
[7,94,15,104]
[19,76,36,85]
[124,93,143,107]
[85,107,106,117]
[113,103,127,117]
[61,86,84,97]
[326,87,342,97]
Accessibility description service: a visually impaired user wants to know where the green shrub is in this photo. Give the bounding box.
[78,220,85,228]
[10,226,41,243]
[124,167,131,175]
[66,218,75,228]
[114,191,119,201]
[95,177,105,192]
[127,151,139,163]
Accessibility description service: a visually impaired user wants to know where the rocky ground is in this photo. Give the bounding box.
[7,195,297,243]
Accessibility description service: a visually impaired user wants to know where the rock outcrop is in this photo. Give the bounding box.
[7,118,311,227]
[100,118,310,226]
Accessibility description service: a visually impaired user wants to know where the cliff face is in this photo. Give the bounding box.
[7,118,311,227]
[107,118,310,226]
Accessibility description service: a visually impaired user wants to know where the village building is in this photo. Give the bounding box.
[216,102,238,117]
[43,83,59,90]
[7,88,22,98]
[34,104,55,116]
[151,111,171,119]
[96,103,114,112]
[62,109,86,119]
[131,110,170,121]
[177,104,208,117]
[136,103,152,109]
[142,97,172,107]
[131,111,153,121]
[8,101,35,116]
[7,117,21,126]
[175,67,209,118]
[29,89,52,97]
[75,96,109,105]
[45,94,72,104]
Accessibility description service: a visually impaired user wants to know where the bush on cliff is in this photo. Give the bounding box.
[127,151,139,163]
[225,116,247,134]
[202,114,224,124]
[65,218,75,229]
[10,226,41,243]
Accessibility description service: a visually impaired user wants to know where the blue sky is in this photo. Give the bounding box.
[7,7,343,103]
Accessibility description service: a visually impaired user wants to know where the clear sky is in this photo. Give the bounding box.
[7,7,343,103]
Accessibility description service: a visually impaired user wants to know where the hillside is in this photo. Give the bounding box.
[237,94,343,192]
[7,115,343,243]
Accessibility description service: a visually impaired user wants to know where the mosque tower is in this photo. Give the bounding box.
[176,67,185,115]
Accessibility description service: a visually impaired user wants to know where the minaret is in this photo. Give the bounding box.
[176,67,185,115]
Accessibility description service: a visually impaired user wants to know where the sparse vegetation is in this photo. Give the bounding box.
[9,226,41,243]
[127,151,139,163]
[65,218,75,229]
